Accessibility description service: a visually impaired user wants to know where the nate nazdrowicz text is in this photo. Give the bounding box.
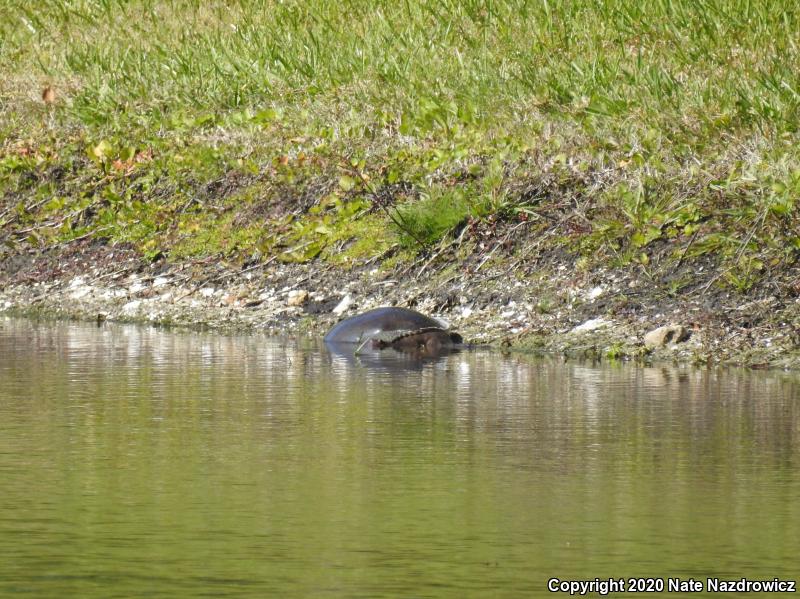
[547,577,796,595]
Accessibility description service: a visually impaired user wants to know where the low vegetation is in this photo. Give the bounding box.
[1,0,799,295]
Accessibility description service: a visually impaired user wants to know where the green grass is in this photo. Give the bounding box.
[4,0,799,130]
[1,0,799,288]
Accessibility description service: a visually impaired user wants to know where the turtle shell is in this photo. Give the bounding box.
[324,307,450,344]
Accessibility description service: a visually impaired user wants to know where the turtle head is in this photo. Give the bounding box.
[371,327,461,357]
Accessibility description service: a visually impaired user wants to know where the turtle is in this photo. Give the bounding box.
[324,307,463,356]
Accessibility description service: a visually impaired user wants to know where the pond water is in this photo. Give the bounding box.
[1,317,798,597]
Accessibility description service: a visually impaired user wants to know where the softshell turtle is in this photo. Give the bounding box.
[324,307,462,357]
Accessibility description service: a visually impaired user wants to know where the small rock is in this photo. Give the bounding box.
[153,276,170,287]
[69,285,92,300]
[587,286,604,300]
[332,295,353,315]
[200,287,216,298]
[644,324,689,348]
[121,300,142,316]
[572,318,610,333]
[286,289,309,307]
[129,280,147,294]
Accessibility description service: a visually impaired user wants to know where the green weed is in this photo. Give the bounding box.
[394,188,471,248]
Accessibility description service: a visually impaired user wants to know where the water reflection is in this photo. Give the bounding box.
[1,317,799,597]
[325,340,461,373]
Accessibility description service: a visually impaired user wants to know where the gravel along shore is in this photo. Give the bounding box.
[2,239,798,370]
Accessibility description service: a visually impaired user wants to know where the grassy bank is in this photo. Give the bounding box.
[1,0,799,297]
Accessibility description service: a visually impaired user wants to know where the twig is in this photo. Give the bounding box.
[354,338,372,356]
[698,267,731,293]
[348,165,428,248]
[700,207,768,293]
[418,236,458,277]
[90,265,136,283]
[475,221,527,272]
[0,197,52,228]
[733,207,767,265]
[57,226,112,247]
[675,229,699,269]
[237,256,278,277]
[175,256,277,301]
[363,243,399,266]
[475,242,502,272]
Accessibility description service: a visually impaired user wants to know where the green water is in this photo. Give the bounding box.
[1,318,798,597]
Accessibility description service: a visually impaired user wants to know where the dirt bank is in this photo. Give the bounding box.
[2,232,798,370]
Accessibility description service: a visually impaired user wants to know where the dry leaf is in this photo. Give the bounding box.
[135,149,154,162]
[42,86,55,105]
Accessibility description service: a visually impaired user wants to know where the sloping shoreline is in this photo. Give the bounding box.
[2,237,798,370]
